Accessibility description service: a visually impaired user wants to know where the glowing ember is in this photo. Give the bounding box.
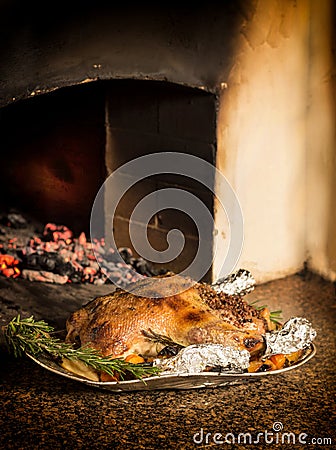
[0,254,21,278]
[0,214,162,286]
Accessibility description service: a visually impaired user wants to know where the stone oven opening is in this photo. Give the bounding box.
[0,79,216,284]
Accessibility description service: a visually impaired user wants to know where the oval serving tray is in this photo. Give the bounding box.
[26,344,316,392]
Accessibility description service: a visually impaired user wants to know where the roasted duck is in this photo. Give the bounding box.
[66,275,267,359]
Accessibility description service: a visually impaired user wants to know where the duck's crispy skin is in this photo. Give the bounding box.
[66,276,264,358]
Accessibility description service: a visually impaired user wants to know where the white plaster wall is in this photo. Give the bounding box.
[214,0,310,283]
[306,0,336,281]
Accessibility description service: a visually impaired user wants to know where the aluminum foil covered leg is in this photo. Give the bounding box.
[154,344,250,375]
[263,317,317,358]
[211,269,256,297]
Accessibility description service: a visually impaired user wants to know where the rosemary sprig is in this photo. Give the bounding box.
[142,328,184,348]
[249,300,283,324]
[3,315,161,381]
[268,310,283,326]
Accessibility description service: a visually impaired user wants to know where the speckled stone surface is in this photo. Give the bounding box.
[0,273,335,449]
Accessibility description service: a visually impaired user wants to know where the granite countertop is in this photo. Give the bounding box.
[0,273,335,449]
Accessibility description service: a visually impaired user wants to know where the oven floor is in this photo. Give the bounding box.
[0,273,335,449]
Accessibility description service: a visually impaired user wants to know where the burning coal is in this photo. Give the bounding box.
[0,213,161,286]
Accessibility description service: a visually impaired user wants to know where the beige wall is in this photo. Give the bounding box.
[306,0,336,281]
[214,0,336,283]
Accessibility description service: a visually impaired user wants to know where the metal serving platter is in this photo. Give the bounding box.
[26,344,316,392]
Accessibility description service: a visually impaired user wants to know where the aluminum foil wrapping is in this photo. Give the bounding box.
[154,344,250,375]
[264,317,317,358]
[211,269,256,297]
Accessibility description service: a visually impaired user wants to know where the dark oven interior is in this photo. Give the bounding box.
[0,80,216,283]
